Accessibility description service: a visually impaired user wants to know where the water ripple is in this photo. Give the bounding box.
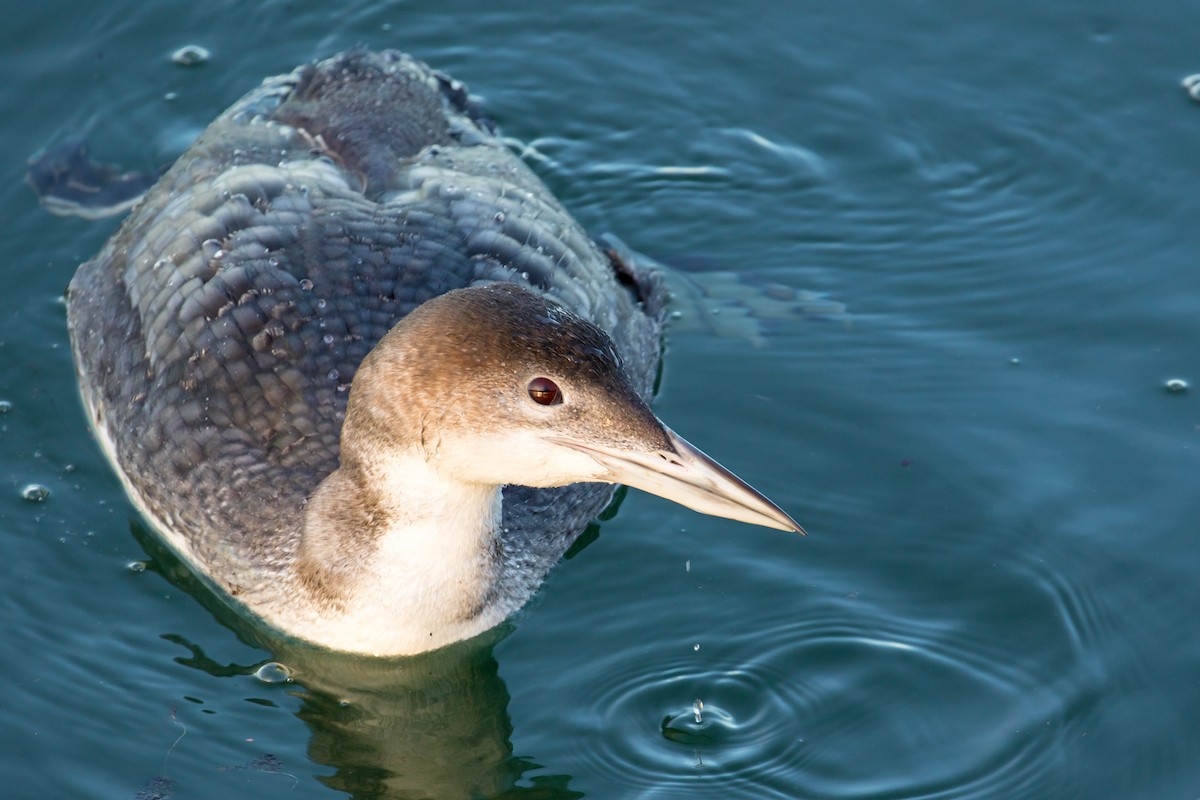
[575,602,1094,798]
[872,89,1136,264]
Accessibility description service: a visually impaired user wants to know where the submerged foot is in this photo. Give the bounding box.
[26,138,159,220]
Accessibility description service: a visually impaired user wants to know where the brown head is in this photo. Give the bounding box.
[342,283,801,532]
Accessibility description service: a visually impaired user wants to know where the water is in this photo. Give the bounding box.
[3,0,1200,797]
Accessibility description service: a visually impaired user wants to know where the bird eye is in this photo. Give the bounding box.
[528,377,563,406]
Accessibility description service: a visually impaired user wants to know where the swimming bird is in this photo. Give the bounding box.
[67,50,801,656]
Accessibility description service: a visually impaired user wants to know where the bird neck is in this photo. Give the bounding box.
[295,449,508,655]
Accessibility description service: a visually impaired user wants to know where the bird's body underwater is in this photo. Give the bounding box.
[67,49,799,656]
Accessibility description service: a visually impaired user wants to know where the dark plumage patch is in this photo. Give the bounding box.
[273,51,455,197]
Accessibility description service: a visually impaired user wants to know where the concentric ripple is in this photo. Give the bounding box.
[574,602,1093,799]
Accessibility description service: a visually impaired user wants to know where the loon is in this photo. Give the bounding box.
[67,50,801,656]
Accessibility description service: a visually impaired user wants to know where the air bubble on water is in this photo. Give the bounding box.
[1165,378,1188,393]
[21,484,49,502]
[298,278,313,291]
[323,334,334,345]
[693,643,700,652]
[254,662,293,684]
[171,45,210,66]
[693,699,704,723]
[316,299,327,310]
[0,400,12,414]
[127,561,147,573]
[327,369,339,381]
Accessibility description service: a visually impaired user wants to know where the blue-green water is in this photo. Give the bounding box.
[4,1,1200,798]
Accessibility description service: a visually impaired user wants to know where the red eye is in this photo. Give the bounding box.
[528,377,562,406]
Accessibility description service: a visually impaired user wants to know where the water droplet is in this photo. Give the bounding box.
[322,334,334,345]
[1165,378,1188,393]
[1184,74,1200,100]
[493,211,506,223]
[127,561,147,573]
[254,662,293,684]
[327,369,339,381]
[212,249,227,261]
[298,278,313,291]
[693,643,701,652]
[171,45,210,66]
[1010,357,1021,365]
[21,484,49,502]
[316,299,327,310]
[163,91,179,102]
[0,400,12,414]
[268,256,280,268]
[660,702,733,746]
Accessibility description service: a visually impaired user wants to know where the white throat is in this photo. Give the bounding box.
[296,449,511,655]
